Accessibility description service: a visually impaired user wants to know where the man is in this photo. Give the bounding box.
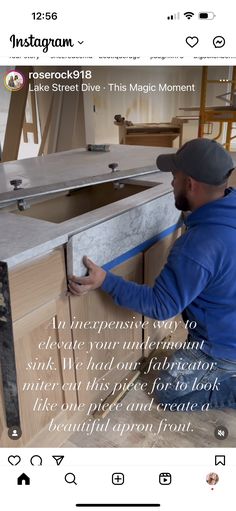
[69,138,236,410]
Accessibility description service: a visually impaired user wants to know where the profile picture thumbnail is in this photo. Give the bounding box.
[4,70,25,92]
[206,472,219,486]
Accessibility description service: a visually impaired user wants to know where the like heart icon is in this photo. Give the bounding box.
[186,36,199,48]
[8,455,21,466]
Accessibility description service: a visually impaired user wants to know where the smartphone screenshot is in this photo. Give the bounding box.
[0,2,235,509]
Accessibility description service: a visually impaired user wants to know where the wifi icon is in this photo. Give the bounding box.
[184,11,194,19]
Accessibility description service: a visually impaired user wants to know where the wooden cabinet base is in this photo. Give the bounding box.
[0,229,181,447]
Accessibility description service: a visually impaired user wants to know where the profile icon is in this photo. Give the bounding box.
[8,425,22,440]
[206,472,219,485]
[4,70,25,92]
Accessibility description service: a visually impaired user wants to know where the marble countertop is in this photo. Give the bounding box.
[0,145,176,267]
[0,144,174,193]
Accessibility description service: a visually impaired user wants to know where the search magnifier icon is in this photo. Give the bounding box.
[65,472,77,485]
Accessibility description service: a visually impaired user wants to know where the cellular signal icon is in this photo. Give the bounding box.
[167,12,180,20]
[184,11,194,19]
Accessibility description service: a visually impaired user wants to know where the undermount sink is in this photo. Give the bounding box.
[11,181,161,224]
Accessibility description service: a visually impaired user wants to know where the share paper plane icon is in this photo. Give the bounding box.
[52,456,64,466]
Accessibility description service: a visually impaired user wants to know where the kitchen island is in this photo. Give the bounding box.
[0,144,182,447]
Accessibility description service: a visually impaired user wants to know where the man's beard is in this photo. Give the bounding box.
[175,191,191,211]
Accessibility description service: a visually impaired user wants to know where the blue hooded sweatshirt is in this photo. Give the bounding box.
[101,188,236,361]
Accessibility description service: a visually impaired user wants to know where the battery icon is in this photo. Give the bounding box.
[199,12,216,19]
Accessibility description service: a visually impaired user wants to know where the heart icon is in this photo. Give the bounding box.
[8,455,21,466]
[186,36,199,48]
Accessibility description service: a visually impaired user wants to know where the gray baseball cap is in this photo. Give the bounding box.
[156,138,234,185]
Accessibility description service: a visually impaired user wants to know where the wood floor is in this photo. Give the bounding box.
[62,320,236,448]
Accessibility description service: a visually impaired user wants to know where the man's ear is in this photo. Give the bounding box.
[186,176,194,192]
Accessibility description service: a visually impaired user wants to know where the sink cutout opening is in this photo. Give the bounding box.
[11,181,161,223]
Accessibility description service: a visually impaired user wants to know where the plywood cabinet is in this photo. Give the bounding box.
[0,228,181,446]
[143,230,181,356]
[0,248,77,447]
[0,249,145,446]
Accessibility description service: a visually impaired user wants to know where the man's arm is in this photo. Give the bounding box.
[68,252,211,320]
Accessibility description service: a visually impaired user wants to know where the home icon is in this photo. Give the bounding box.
[17,473,30,486]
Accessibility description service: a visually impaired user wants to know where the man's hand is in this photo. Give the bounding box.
[68,255,106,296]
